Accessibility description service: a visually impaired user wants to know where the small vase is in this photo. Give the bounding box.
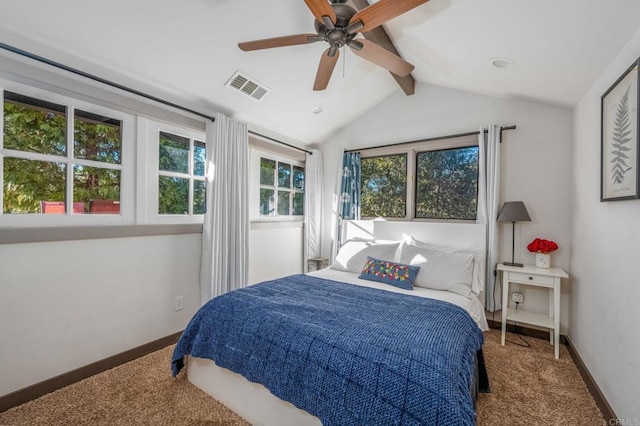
[536,252,551,269]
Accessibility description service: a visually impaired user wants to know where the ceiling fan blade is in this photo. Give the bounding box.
[349,0,429,33]
[351,39,414,77]
[238,34,319,51]
[314,48,340,91]
[304,0,336,25]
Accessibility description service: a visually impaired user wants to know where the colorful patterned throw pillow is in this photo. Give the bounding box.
[358,256,420,290]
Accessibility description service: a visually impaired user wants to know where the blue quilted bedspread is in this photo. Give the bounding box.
[172,274,484,425]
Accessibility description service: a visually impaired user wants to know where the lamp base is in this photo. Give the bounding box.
[502,262,524,267]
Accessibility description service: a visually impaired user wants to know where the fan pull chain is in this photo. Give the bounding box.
[342,47,346,78]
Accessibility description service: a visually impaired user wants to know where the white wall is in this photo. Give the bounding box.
[572,28,640,420]
[0,222,305,398]
[249,224,304,285]
[320,83,574,332]
[0,233,201,397]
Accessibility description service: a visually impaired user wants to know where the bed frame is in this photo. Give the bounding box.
[186,220,487,425]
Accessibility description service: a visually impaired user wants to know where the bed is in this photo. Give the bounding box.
[172,221,489,425]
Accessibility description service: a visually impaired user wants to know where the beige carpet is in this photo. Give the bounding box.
[0,330,605,425]
[477,330,605,425]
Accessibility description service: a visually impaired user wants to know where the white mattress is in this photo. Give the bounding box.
[308,268,489,331]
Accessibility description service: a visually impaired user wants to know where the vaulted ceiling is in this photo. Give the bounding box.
[1,0,640,145]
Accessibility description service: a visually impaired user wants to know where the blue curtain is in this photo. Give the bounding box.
[339,152,361,220]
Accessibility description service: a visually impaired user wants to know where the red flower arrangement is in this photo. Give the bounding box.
[527,238,558,254]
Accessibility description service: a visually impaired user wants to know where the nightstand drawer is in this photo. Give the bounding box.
[509,272,555,286]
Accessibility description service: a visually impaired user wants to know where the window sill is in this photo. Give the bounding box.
[0,224,202,245]
[250,221,304,230]
[361,217,477,224]
[252,216,304,223]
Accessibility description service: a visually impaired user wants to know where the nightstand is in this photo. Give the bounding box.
[307,257,329,272]
[497,264,569,359]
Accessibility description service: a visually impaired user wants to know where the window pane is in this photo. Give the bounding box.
[159,132,189,173]
[415,147,479,220]
[260,158,275,186]
[361,154,407,218]
[74,110,122,164]
[278,191,290,215]
[293,192,304,215]
[293,166,305,190]
[193,180,206,215]
[158,176,189,214]
[194,141,206,177]
[74,165,121,214]
[278,163,291,188]
[3,158,66,214]
[260,188,274,215]
[3,91,66,156]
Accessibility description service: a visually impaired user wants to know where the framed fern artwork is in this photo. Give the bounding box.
[601,58,640,201]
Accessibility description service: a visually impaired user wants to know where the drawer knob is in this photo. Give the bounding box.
[528,276,533,280]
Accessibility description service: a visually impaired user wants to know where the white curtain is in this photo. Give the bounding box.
[477,125,501,311]
[200,113,249,304]
[304,149,323,272]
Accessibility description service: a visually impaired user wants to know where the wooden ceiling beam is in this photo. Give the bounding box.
[349,0,416,96]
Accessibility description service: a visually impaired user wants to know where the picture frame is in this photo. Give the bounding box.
[601,58,640,201]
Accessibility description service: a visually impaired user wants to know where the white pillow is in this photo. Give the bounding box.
[399,243,475,297]
[405,237,485,295]
[332,239,401,273]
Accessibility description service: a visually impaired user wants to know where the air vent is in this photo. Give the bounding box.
[225,71,271,101]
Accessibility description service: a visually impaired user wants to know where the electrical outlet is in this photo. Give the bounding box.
[175,296,184,311]
[511,292,524,304]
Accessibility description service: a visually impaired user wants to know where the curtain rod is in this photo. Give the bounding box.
[249,130,313,155]
[0,42,216,123]
[345,125,516,153]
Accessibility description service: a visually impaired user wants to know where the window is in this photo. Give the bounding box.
[361,154,407,218]
[158,131,206,216]
[359,136,479,221]
[2,91,124,217]
[259,157,304,216]
[415,146,478,220]
[0,80,205,228]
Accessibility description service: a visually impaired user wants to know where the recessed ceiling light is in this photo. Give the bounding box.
[490,57,515,69]
[312,105,324,114]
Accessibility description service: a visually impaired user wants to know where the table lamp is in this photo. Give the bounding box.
[497,201,531,267]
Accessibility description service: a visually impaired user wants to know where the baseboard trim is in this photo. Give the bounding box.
[487,319,568,345]
[565,336,617,423]
[0,331,183,413]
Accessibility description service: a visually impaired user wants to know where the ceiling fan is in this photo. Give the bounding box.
[238,0,428,91]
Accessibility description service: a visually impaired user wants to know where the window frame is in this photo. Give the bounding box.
[413,145,480,221]
[0,81,135,227]
[360,152,409,219]
[250,148,305,222]
[359,134,479,223]
[140,119,207,224]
